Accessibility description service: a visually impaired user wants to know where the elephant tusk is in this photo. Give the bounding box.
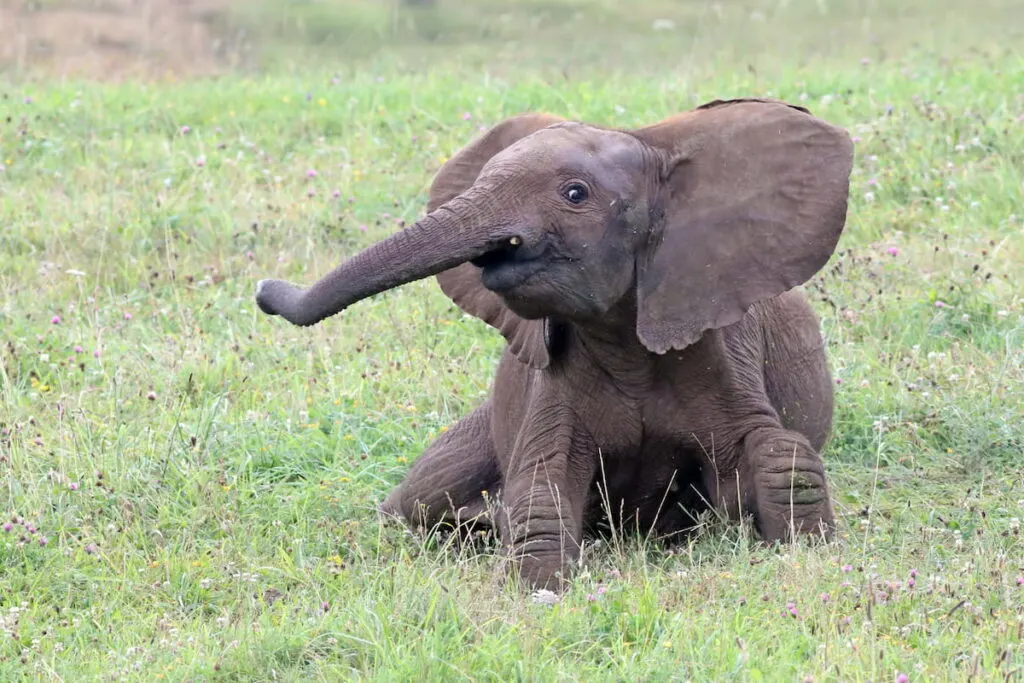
[509,236,522,246]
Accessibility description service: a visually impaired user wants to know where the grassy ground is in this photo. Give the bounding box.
[2,1,1023,680]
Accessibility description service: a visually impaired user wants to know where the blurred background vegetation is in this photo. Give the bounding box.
[2,0,1021,80]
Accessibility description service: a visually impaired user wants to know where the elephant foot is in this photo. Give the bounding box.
[744,428,836,543]
[500,507,583,592]
[504,544,573,592]
[496,472,590,592]
[382,485,496,539]
[376,495,404,525]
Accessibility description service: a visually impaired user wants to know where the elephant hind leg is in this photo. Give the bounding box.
[760,290,834,453]
[379,400,500,536]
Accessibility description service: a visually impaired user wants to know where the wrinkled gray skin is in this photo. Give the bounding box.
[255,98,854,590]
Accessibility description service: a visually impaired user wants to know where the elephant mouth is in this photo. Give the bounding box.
[469,244,519,269]
[471,240,548,293]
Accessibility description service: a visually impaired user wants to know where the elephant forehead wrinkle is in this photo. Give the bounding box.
[478,157,544,186]
[531,125,631,155]
[482,137,556,173]
[559,130,639,162]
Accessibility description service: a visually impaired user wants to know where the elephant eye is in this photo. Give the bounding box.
[562,183,589,205]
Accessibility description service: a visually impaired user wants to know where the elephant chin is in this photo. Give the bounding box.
[480,260,546,295]
[494,289,551,321]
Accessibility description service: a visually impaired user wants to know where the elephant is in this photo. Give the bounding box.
[255,97,854,591]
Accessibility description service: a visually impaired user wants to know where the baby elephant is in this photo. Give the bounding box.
[256,98,854,590]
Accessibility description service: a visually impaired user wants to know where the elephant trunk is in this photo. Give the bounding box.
[255,191,517,327]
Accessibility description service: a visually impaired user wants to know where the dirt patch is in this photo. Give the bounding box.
[0,0,249,79]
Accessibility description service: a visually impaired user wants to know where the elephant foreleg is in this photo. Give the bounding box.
[498,410,597,591]
[379,400,500,533]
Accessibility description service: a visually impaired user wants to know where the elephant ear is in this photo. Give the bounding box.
[629,98,854,354]
[430,113,567,369]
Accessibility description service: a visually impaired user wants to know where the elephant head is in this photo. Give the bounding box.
[256,99,853,364]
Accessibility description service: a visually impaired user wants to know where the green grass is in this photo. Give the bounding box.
[2,1,1023,679]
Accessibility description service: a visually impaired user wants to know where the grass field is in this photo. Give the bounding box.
[2,0,1023,680]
